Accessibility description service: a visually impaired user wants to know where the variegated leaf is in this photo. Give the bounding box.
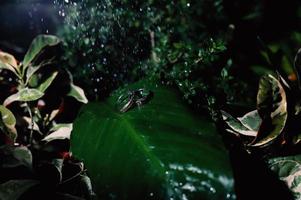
[269,155,301,199]
[221,110,257,137]
[251,74,287,147]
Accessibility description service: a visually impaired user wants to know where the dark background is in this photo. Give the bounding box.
[0,0,62,59]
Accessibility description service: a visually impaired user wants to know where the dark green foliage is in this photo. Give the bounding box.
[59,0,239,112]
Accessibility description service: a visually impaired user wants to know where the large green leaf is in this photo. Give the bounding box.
[251,74,287,147]
[71,80,235,200]
[4,88,44,106]
[268,155,301,199]
[22,35,60,68]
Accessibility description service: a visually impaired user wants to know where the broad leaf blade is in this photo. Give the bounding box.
[251,74,287,147]
[37,71,58,93]
[4,88,44,106]
[71,80,235,199]
[68,84,88,104]
[23,35,60,68]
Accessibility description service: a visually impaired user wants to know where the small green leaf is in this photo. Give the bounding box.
[26,66,42,84]
[37,71,58,93]
[0,179,39,200]
[25,58,55,84]
[4,88,44,106]
[0,106,17,142]
[23,35,60,68]
[221,110,258,137]
[23,116,42,135]
[43,123,73,142]
[0,105,16,127]
[67,84,88,104]
[268,155,301,199]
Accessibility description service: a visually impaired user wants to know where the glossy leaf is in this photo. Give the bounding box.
[71,80,235,200]
[222,110,258,137]
[0,179,39,200]
[251,74,287,147]
[68,84,88,104]
[37,71,58,93]
[4,88,44,106]
[0,106,17,142]
[23,35,60,68]
[268,155,301,199]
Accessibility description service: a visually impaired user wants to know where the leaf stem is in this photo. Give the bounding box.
[25,102,34,145]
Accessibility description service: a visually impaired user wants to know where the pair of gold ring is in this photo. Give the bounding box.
[116,89,153,113]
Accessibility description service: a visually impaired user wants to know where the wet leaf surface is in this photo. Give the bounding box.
[71,80,235,200]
